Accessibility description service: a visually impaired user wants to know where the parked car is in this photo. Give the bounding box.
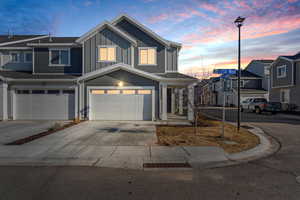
[247,98,281,114]
[241,98,254,112]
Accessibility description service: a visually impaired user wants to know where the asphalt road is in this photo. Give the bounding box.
[0,110,300,200]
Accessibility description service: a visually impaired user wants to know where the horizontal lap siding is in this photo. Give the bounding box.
[84,28,132,74]
[34,48,82,74]
[271,59,293,87]
[166,47,177,72]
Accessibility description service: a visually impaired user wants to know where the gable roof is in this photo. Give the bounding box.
[281,52,300,60]
[0,35,48,47]
[111,14,182,49]
[229,70,262,79]
[76,21,137,45]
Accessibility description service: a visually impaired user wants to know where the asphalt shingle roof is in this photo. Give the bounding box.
[0,71,79,80]
[281,52,300,60]
[0,35,45,43]
[156,72,198,79]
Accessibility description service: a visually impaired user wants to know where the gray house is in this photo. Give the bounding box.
[244,60,274,100]
[269,52,300,111]
[0,14,197,121]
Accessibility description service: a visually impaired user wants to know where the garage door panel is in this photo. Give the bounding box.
[15,92,75,120]
[90,89,153,121]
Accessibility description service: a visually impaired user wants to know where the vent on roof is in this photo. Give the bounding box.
[8,30,13,39]
[49,32,52,42]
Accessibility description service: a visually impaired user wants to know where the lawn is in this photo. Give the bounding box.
[156,114,260,153]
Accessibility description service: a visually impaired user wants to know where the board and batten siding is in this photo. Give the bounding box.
[34,47,82,74]
[84,28,132,73]
[166,47,178,71]
[115,18,166,73]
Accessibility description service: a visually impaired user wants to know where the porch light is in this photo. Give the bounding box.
[118,81,124,87]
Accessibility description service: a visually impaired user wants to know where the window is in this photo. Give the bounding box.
[139,47,156,65]
[32,90,45,94]
[49,48,70,66]
[24,52,32,63]
[63,90,75,94]
[123,90,135,94]
[91,90,105,94]
[98,46,116,62]
[107,90,120,94]
[277,65,286,78]
[264,66,270,75]
[10,52,20,63]
[16,90,30,94]
[137,90,151,94]
[47,90,60,94]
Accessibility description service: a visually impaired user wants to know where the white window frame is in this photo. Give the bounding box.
[10,51,20,63]
[277,65,286,78]
[240,80,245,88]
[24,51,33,63]
[138,47,157,66]
[97,45,117,62]
[49,48,71,67]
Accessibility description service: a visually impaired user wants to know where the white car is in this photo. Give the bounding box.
[241,98,254,112]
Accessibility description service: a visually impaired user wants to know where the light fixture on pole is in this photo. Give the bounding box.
[234,16,245,131]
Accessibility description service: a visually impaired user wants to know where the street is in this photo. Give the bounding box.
[0,109,300,199]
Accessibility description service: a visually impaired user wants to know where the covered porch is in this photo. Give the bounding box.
[159,80,196,122]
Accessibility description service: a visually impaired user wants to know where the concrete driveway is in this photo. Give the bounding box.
[0,121,68,144]
[30,121,157,146]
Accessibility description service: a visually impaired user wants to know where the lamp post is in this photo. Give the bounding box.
[234,16,245,131]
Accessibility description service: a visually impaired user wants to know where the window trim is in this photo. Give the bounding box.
[97,45,117,63]
[10,51,20,63]
[24,51,33,63]
[280,89,290,103]
[49,48,71,67]
[277,65,287,78]
[138,47,157,66]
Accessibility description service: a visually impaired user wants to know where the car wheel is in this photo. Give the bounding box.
[255,107,261,114]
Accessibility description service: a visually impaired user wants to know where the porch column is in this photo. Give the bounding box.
[187,85,194,121]
[171,88,176,114]
[1,82,8,120]
[79,82,84,120]
[160,83,168,120]
[74,85,79,120]
[179,89,183,115]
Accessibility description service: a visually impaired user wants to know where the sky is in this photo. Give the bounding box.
[1,0,300,78]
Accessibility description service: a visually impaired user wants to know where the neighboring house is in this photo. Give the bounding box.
[244,59,274,100]
[269,52,300,111]
[0,14,197,121]
[226,70,267,106]
[193,79,209,105]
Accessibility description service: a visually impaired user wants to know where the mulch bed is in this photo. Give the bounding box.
[6,121,83,145]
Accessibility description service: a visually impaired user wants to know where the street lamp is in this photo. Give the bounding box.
[234,16,245,131]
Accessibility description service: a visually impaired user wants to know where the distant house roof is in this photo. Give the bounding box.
[228,70,261,79]
[281,52,300,60]
[156,72,197,79]
[256,60,274,63]
[0,71,78,81]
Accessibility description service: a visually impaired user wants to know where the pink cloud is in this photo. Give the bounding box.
[148,13,169,23]
[200,2,226,15]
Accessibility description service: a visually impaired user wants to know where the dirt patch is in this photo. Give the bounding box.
[156,114,260,153]
[6,120,84,145]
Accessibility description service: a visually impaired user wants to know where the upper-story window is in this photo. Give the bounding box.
[138,47,156,65]
[98,46,116,62]
[24,52,32,63]
[277,65,286,78]
[10,52,20,63]
[49,48,71,66]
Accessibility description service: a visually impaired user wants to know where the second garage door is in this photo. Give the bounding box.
[15,89,75,120]
[89,88,153,121]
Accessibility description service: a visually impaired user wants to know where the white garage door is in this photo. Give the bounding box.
[15,89,75,120]
[90,88,153,121]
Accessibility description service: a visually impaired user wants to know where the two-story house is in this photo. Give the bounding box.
[0,14,197,121]
[244,60,274,100]
[270,52,300,111]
